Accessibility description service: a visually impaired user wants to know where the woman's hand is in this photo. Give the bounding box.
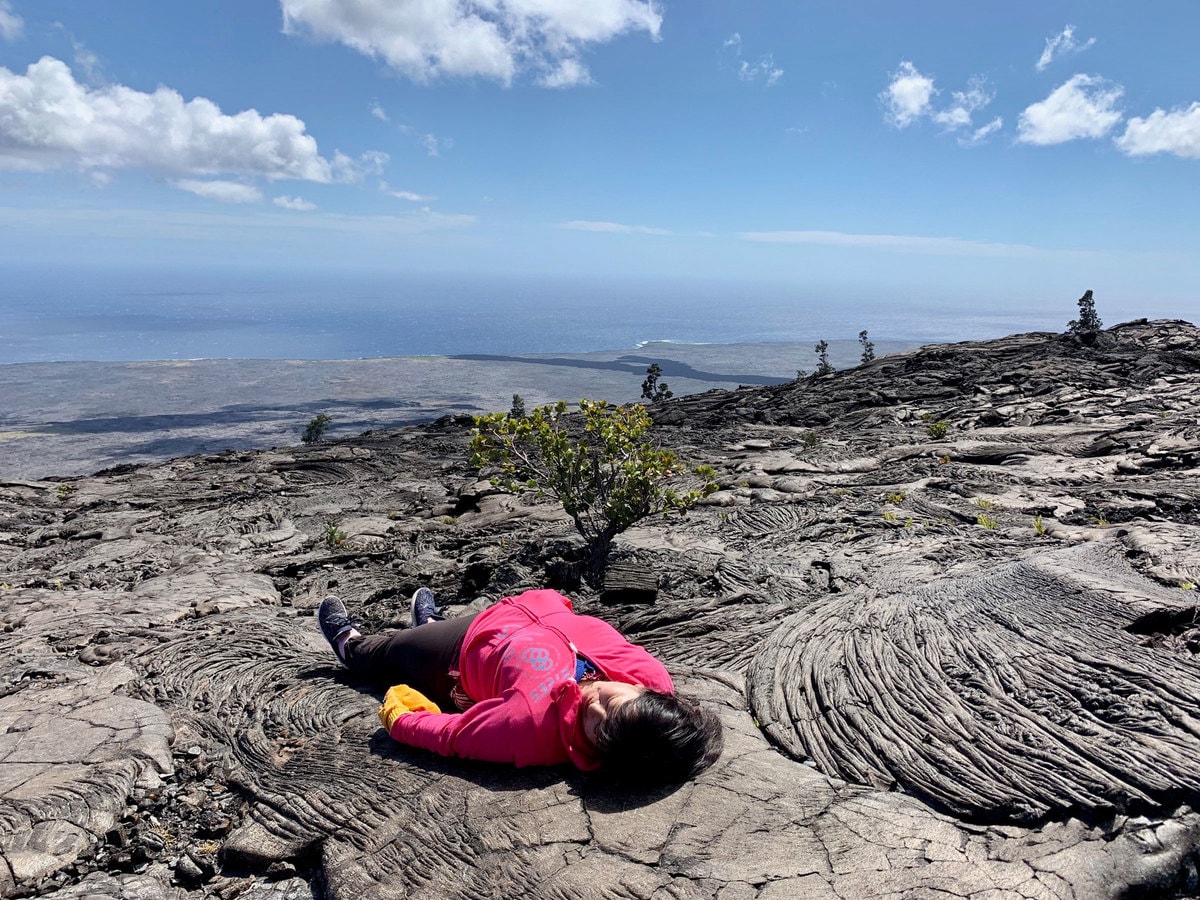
[379,684,441,731]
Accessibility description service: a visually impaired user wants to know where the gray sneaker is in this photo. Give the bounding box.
[318,595,359,662]
[410,587,444,628]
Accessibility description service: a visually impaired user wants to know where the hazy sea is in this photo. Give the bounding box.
[1,265,1071,365]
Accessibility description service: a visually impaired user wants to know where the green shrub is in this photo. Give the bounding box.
[641,363,673,403]
[886,491,905,505]
[1033,514,1046,535]
[323,521,348,548]
[926,420,949,439]
[858,329,875,364]
[470,399,716,583]
[510,394,527,418]
[800,430,819,449]
[56,483,76,501]
[813,340,835,376]
[303,413,332,444]
[1067,289,1103,333]
[976,514,998,530]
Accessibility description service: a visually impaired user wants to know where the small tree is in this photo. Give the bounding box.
[814,340,835,376]
[302,412,332,444]
[641,363,673,403]
[510,394,527,418]
[470,400,716,583]
[1068,289,1103,333]
[858,329,875,364]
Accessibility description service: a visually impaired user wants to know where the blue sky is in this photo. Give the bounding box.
[0,1,1197,318]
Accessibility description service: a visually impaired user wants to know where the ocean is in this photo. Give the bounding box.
[1,265,1073,365]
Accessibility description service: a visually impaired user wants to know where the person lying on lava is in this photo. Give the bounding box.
[318,587,722,784]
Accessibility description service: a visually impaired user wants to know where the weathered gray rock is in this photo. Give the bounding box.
[1,319,1199,898]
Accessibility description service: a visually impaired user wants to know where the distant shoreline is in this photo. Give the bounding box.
[0,339,922,481]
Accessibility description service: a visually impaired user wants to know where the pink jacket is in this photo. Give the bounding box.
[389,589,673,770]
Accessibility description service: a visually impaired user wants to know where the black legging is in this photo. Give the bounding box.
[341,613,479,708]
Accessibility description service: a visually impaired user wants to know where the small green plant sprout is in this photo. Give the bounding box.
[322,520,348,549]
[882,510,899,523]
[813,340,835,376]
[56,483,76,501]
[927,420,949,439]
[1067,289,1103,334]
[440,515,459,525]
[1090,513,1110,526]
[858,329,875,364]
[800,430,819,449]
[303,412,332,445]
[972,497,996,510]
[938,454,951,465]
[886,491,906,505]
[1033,514,1047,536]
[641,363,673,404]
[510,394,527,418]
[904,517,916,528]
[976,514,999,530]
[920,411,934,421]
[470,399,717,584]
[1181,581,1195,591]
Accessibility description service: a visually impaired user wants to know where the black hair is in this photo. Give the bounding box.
[593,690,723,785]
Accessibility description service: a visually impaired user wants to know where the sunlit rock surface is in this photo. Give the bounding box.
[1,320,1198,898]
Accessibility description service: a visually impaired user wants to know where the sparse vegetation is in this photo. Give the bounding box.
[440,515,459,525]
[972,498,996,510]
[882,510,899,523]
[470,399,716,583]
[927,420,949,439]
[800,430,819,449]
[510,394,527,418]
[1067,289,1103,334]
[814,340,835,376]
[976,514,999,530]
[56,483,76,501]
[859,330,875,364]
[323,521,348,549]
[886,491,906,505]
[1090,513,1110,526]
[303,412,332,445]
[641,363,673,404]
[1033,515,1047,536]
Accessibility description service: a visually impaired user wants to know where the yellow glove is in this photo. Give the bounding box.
[379,684,441,732]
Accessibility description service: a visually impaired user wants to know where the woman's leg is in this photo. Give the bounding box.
[341,612,478,705]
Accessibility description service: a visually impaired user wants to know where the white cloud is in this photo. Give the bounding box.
[369,101,388,122]
[1115,103,1200,159]
[540,57,590,88]
[561,220,671,235]
[1017,74,1123,145]
[274,194,318,210]
[279,0,662,87]
[958,116,1003,148]
[397,124,448,157]
[0,1,23,41]
[720,32,783,87]
[739,230,1050,258]
[881,63,996,141]
[386,188,435,202]
[880,61,936,128]
[932,76,993,130]
[1036,25,1096,72]
[0,56,359,181]
[173,179,264,204]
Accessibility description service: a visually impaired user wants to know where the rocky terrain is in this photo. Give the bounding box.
[1,319,1199,899]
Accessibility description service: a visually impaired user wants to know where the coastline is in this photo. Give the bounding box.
[0,339,921,481]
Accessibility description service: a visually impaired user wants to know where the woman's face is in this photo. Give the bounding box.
[580,680,644,745]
